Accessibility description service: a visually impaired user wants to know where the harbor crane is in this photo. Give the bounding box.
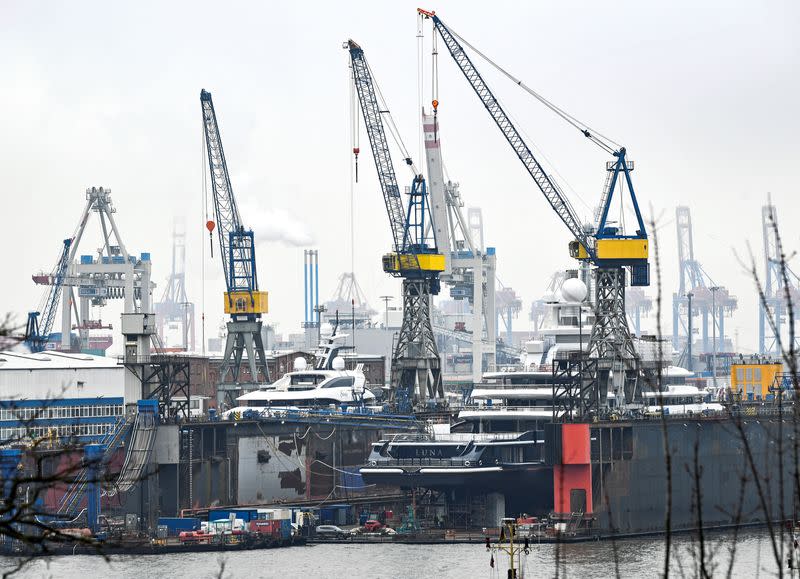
[672,206,737,365]
[25,238,73,352]
[423,111,498,383]
[200,89,270,403]
[760,204,800,355]
[155,221,195,351]
[346,40,446,410]
[419,9,650,410]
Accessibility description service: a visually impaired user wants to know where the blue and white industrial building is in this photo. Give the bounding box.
[0,350,132,444]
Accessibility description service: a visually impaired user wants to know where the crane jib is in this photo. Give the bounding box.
[428,15,593,257]
[348,43,410,254]
[200,90,259,298]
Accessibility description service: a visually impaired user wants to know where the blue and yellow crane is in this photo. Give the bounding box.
[201,89,270,404]
[419,10,650,410]
[346,40,445,410]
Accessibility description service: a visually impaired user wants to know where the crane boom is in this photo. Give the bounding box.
[347,40,408,254]
[200,89,257,298]
[420,13,592,256]
[26,238,72,352]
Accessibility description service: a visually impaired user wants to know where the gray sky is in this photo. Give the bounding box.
[2,0,799,353]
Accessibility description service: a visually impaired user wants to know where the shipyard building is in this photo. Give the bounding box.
[0,351,130,442]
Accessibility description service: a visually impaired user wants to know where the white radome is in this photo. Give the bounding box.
[332,356,345,371]
[561,278,588,303]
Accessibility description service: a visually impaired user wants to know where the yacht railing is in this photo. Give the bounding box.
[389,432,521,443]
[370,457,480,467]
[459,405,557,412]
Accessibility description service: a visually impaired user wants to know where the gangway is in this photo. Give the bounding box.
[112,400,158,494]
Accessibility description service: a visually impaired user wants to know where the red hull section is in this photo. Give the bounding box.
[553,424,592,515]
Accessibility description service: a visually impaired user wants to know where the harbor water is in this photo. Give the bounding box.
[0,529,786,578]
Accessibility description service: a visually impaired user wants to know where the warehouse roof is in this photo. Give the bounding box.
[0,351,121,371]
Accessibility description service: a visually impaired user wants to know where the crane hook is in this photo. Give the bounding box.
[206,220,215,258]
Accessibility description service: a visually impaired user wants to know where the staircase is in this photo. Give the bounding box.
[56,415,133,517]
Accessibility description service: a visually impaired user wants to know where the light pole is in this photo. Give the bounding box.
[710,286,719,386]
[379,296,393,328]
[686,292,693,373]
[313,304,327,344]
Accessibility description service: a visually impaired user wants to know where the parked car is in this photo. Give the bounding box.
[363,520,383,533]
[315,525,347,539]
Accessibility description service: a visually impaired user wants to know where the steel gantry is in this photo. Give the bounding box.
[29,187,155,356]
[672,206,737,365]
[759,204,800,355]
[155,220,195,351]
[201,89,270,405]
[346,40,446,410]
[419,10,650,412]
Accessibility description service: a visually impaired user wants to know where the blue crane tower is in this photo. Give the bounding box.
[672,206,737,369]
[419,9,650,413]
[200,89,270,405]
[346,40,446,410]
[25,238,73,352]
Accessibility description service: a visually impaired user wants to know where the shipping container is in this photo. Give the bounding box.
[280,519,292,539]
[209,508,259,522]
[157,517,201,536]
[249,520,280,537]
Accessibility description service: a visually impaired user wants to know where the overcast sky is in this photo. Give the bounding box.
[2,0,799,353]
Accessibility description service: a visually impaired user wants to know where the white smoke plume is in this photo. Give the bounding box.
[239,200,314,247]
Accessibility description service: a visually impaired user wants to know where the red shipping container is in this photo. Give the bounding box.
[249,520,280,537]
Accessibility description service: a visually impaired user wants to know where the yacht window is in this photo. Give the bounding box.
[323,377,355,389]
[290,374,325,386]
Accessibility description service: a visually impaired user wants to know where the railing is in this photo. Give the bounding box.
[390,431,521,443]
[370,457,481,468]
[458,405,557,414]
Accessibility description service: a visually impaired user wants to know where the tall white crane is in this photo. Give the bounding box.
[423,110,497,383]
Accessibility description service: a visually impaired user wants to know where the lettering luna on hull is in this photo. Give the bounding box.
[415,448,445,458]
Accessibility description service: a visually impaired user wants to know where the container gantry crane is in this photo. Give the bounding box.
[200,89,270,403]
[759,204,800,355]
[672,206,737,363]
[419,9,649,411]
[346,40,446,410]
[25,238,73,352]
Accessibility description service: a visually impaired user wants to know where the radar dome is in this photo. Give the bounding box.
[320,322,334,337]
[293,357,308,371]
[561,278,588,303]
[332,356,346,371]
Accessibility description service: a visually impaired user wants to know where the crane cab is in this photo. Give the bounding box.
[224,291,269,315]
[382,252,446,275]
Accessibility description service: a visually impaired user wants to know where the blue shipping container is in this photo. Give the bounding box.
[80,255,93,264]
[209,508,258,523]
[157,517,200,536]
[280,519,291,539]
